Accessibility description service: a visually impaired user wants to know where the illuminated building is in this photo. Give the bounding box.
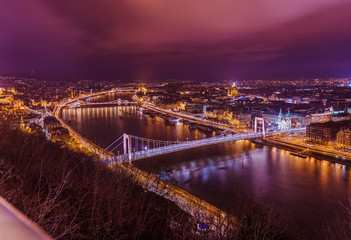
[0,94,14,104]
[19,115,25,131]
[227,83,238,97]
[306,121,351,145]
[310,112,332,123]
[19,115,31,133]
[277,109,291,130]
[138,86,147,95]
[330,112,351,122]
[336,129,351,150]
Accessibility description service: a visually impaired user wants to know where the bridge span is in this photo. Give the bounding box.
[70,99,137,108]
[104,128,305,164]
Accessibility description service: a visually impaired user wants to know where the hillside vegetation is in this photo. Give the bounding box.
[1,122,349,239]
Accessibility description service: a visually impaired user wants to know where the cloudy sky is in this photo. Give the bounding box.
[1,0,351,81]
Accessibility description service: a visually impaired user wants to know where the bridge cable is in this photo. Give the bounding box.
[129,135,183,145]
[105,135,123,151]
[109,141,124,153]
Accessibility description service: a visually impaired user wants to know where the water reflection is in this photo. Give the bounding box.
[62,105,206,154]
[135,141,351,228]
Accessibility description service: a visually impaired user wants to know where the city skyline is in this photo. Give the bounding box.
[1,75,351,238]
[1,1,351,238]
[1,0,351,81]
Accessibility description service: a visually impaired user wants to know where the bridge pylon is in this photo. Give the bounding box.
[254,117,265,136]
[123,133,132,160]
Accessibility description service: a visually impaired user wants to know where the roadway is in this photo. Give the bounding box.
[51,91,306,232]
[106,128,306,163]
[51,89,235,230]
[269,138,351,163]
[52,90,119,158]
[134,96,245,133]
[118,162,232,231]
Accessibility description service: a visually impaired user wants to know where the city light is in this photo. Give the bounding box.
[1,0,351,237]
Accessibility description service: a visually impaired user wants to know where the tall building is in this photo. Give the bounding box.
[306,121,351,145]
[337,129,351,150]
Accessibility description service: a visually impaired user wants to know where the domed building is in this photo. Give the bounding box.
[227,83,238,97]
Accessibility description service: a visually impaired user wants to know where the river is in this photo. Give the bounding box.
[62,92,351,229]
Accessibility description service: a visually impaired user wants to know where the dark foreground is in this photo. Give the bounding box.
[0,122,350,239]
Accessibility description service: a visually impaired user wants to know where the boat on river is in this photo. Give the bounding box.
[290,150,308,158]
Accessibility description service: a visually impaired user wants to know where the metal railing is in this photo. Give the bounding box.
[105,128,305,163]
[117,163,232,227]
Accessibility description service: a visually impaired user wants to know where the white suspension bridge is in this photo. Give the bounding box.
[103,127,305,164]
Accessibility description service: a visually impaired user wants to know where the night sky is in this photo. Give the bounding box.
[1,0,351,81]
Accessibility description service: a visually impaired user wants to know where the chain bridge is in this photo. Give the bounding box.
[71,98,137,108]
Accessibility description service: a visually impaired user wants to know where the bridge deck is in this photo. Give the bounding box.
[105,128,305,163]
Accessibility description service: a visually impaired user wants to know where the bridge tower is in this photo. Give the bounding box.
[123,133,132,160]
[254,117,265,136]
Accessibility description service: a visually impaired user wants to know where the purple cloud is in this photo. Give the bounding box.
[0,0,351,80]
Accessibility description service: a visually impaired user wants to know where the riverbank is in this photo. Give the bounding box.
[53,96,237,235]
[0,123,199,239]
[55,93,350,238]
[118,162,233,233]
[53,92,115,158]
[137,97,245,134]
[2,122,307,239]
[256,136,351,166]
[54,94,310,238]
[56,99,230,226]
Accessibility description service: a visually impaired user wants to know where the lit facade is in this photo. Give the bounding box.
[306,121,347,145]
[227,84,238,97]
[277,109,291,130]
[336,129,351,150]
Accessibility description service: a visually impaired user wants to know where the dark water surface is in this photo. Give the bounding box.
[134,142,351,228]
[62,93,351,228]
